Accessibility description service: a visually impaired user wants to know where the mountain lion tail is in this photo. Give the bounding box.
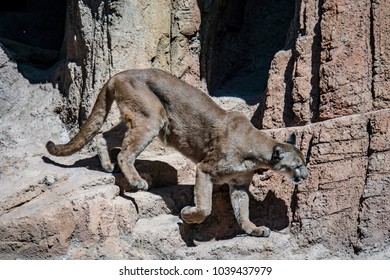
[46,81,114,156]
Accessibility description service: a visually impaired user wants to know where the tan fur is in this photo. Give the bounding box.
[47,69,308,237]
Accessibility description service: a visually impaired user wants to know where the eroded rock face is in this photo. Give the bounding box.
[0,0,389,259]
[255,110,390,255]
[251,0,390,256]
[257,0,390,128]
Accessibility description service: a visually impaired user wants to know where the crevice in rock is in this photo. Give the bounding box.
[309,0,323,123]
[2,185,45,215]
[369,0,376,101]
[363,119,374,189]
[290,184,301,231]
[0,0,67,83]
[283,54,297,127]
[354,194,365,255]
[104,1,113,76]
[362,121,373,200]
[305,135,314,165]
[199,0,295,105]
[354,119,373,254]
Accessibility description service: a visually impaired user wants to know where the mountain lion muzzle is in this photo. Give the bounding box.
[47,69,308,237]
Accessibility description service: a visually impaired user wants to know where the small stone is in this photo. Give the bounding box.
[43,175,56,186]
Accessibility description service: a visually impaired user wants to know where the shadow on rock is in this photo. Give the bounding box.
[152,184,290,246]
[42,155,103,171]
[42,155,178,192]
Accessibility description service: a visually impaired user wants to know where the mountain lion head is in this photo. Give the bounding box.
[270,134,308,184]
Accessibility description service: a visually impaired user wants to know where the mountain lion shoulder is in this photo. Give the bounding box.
[47,69,308,237]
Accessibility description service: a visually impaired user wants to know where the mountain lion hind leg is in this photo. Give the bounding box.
[96,122,126,173]
[229,184,271,237]
[115,84,168,191]
[117,114,166,190]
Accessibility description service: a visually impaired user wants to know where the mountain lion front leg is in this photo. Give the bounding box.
[181,165,213,224]
[229,184,271,237]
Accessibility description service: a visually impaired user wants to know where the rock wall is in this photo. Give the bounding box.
[250,0,390,255]
[54,0,202,130]
[257,0,390,127]
[0,0,389,259]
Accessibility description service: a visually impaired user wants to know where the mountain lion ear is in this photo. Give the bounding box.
[272,145,285,161]
[286,133,296,146]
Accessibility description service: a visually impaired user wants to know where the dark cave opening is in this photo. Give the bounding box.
[0,0,67,82]
[199,0,295,105]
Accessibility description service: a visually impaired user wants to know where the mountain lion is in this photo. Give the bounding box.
[47,69,308,237]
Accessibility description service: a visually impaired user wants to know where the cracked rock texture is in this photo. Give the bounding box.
[0,0,389,259]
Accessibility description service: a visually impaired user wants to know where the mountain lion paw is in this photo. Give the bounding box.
[129,177,149,191]
[101,162,115,173]
[180,206,209,224]
[250,226,271,237]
